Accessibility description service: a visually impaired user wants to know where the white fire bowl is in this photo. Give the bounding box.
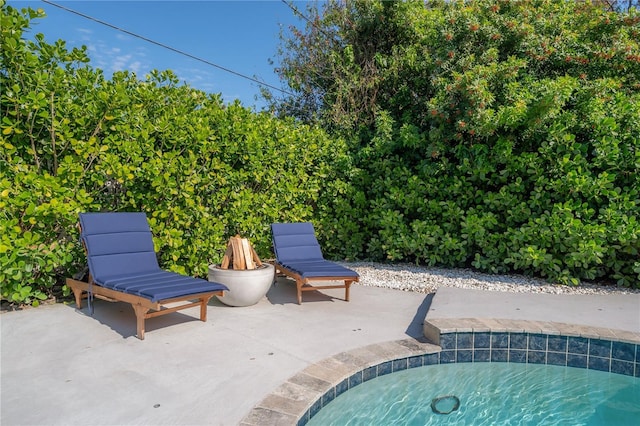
[208,263,275,307]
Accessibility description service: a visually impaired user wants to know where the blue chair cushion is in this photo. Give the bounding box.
[101,270,228,302]
[271,222,324,263]
[79,212,227,302]
[80,212,160,283]
[278,260,359,279]
[271,222,359,279]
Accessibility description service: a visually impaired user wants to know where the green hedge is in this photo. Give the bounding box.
[327,0,639,286]
[0,4,353,305]
[2,1,639,307]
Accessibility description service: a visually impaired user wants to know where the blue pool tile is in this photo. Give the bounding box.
[474,332,491,349]
[610,360,635,376]
[491,333,509,349]
[393,358,408,372]
[612,342,636,362]
[297,410,310,426]
[362,366,377,382]
[378,361,393,376]
[548,336,568,353]
[588,356,610,372]
[528,351,546,364]
[309,398,322,418]
[336,379,349,397]
[509,334,527,350]
[474,349,490,362]
[440,334,456,350]
[457,333,473,349]
[567,354,587,369]
[491,349,508,362]
[408,355,423,369]
[440,350,456,364]
[589,339,612,358]
[349,371,363,388]
[568,337,589,355]
[529,334,547,351]
[301,334,640,425]
[509,349,527,364]
[423,353,439,366]
[322,388,336,406]
[547,352,567,366]
[456,350,473,363]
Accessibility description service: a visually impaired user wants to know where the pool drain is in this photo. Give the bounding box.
[431,395,460,415]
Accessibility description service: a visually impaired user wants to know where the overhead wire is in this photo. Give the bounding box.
[41,0,294,96]
[280,0,335,40]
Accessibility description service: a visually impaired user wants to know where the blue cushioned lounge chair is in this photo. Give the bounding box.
[66,212,228,339]
[271,222,359,304]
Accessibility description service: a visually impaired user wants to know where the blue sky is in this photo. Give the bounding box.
[9,0,309,109]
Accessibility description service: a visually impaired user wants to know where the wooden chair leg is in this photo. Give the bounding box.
[345,280,352,302]
[199,296,213,321]
[132,304,150,340]
[296,280,303,305]
[72,287,84,309]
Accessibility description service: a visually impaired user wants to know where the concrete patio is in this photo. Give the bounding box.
[1,277,639,425]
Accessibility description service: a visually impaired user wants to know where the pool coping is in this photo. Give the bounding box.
[424,317,640,345]
[240,318,640,426]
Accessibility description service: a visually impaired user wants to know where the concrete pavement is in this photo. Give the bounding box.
[426,286,640,333]
[1,278,429,426]
[1,278,639,426]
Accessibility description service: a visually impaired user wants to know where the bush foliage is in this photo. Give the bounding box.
[0,4,353,305]
[2,1,639,307]
[271,0,639,286]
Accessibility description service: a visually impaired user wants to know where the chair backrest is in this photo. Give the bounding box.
[271,222,324,263]
[79,212,160,284]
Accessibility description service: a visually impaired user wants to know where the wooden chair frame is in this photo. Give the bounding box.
[67,222,223,340]
[273,263,358,305]
[66,277,222,340]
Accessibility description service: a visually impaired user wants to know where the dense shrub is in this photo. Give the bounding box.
[273,0,639,287]
[2,0,639,309]
[0,4,352,305]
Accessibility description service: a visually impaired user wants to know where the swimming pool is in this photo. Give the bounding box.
[289,331,640,425]
[241,326,640,424]
[307,362,640,425]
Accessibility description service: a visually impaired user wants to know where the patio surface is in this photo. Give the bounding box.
[1,277,639,425]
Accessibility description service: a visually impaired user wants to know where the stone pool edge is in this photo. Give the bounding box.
[240,319,640,426]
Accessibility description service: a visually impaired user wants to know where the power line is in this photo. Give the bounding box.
[280,0,334,41]
[41,0,294,97]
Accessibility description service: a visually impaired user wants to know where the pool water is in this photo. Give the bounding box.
[307,363,640,425]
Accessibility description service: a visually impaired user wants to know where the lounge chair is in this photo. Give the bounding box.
[66,212,228,339]
[270,222,359,304]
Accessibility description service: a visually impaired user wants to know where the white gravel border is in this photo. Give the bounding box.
[343,261,640,295]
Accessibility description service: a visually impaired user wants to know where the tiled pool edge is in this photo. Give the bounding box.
[240,319,640,426]
[424,318,640,378]
[239,338,440,425]
[423,317,640,346]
